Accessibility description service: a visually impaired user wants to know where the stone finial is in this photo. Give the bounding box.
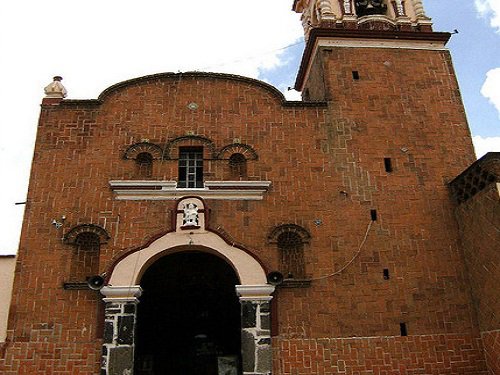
[44,76,67,98]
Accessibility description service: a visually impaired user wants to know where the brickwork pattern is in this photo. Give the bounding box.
[482,329,500,375]
[274,334,489,375]
[454,183,500,333]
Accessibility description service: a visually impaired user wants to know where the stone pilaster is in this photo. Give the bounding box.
[100,286,142,375]
[236,285,275,375]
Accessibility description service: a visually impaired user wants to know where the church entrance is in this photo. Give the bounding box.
[134,251,242,375]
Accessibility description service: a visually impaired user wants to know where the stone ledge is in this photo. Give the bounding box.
[109,180,272,201]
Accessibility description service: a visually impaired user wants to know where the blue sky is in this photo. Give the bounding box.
[0,0,498,255]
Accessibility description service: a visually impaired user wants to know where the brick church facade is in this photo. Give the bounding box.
[1,0,499,374]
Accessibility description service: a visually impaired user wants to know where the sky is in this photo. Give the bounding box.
[0,0,499,255]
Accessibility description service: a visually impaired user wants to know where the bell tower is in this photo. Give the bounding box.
[292,0,456,101]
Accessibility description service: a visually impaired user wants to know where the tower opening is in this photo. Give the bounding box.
[135,251,242,375]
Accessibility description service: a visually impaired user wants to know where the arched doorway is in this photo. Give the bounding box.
[100,197,275,375]
[134,251,242,375]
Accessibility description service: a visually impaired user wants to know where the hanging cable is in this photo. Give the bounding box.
[310,220,374,281]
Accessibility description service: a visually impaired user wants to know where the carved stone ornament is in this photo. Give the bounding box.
[355,0,387,16]
[343,0,353,14]
[182,202,199,227]
[393,0,405,16]
[412,0,427,18]
[44,76,67,98]
[318,0,336,20]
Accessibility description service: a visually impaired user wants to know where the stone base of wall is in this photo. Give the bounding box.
[482,329,500,375]
[273,333,489,375]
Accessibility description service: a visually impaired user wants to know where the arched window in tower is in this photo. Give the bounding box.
[136,152,153,177]
[229,153,247,178]
[355,0,387,16]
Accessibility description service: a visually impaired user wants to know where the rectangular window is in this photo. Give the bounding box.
[178,147,203,188]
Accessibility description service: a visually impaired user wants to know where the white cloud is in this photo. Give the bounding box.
[481,68,500,118]
[0,0,304,254]
[475,0,500,32]
[472,135,500,158]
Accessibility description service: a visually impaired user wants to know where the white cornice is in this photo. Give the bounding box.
[236,285,276,301]
[101,285,142,301]
[109,180,272,201]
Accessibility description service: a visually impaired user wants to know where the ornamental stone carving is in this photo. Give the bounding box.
[182,202,199,228]
[44,76,67,98]
[412,0,427,18]
[394,0,405,16]
[318,0,336,20]
[343,0,353,14]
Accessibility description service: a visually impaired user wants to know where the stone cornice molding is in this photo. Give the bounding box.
[236,285,276,301]
[109,180,272,200]
[101,286,142,302]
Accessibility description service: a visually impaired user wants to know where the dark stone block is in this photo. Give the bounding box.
[123,303,136,314]
[260,303,270,313]
[256,346,273,373]
[260,314,270,330]
[105,309,121,316]
[241,330,255,372]
[102,345,108,355]
[100,370,106,375]
[103,322,114,344]
[117,315,134,345]
[258,337,271,345]
[108,346,133,375]
[241,302,257,328]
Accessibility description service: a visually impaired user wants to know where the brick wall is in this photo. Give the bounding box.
[0,53,488,373]
[273,334,488,374]
[452,157,500,374]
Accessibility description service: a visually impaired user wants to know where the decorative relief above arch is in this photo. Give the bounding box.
[123,142,163,160]
[217,143,258,160]
[163,135,217,160]
[64,224,110,245]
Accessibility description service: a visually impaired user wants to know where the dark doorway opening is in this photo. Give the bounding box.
[135,251,242,375]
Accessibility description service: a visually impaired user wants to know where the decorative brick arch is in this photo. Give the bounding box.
[63,224,110,245]
[100,197,275,375]
[162,135,217,159]
[267,223,311,244]
[123,142,163,160]
[217,143,259,160]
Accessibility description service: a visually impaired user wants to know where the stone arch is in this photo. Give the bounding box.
[100,197,275,375]
[107,230,267,286]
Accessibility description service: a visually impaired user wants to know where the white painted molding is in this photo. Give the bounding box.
[109,180,271,201]
[101,285,143,302]
[236,285,276,302]
[496,183,500,199]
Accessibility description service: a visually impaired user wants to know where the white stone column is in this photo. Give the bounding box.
[100,286,142,375]
[236,285,275,375]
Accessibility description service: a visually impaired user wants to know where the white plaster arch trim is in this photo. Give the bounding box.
[107,230,268,287]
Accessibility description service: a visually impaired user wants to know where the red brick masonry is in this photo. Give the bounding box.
[274,334,489,375]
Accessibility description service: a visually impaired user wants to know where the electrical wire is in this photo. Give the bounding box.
[310,220,374,281]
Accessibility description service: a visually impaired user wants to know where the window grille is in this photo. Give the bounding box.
[178,147,204,188]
